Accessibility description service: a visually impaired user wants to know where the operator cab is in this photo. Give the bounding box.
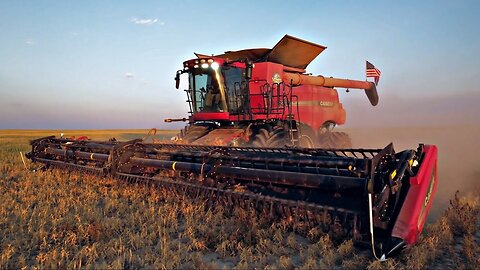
[178,58,247,117]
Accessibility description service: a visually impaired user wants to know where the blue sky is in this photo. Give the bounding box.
[1,0,479,129]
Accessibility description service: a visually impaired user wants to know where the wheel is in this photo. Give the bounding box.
[251,125,288,147]
[175,125,210,143]
[316,131,352,149]
[298,124,316,148]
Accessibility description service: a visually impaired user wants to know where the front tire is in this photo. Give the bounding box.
[252,126,288,147]
[175,125,211,143]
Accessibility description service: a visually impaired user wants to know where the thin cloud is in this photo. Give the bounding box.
[25,39,35,45]
[130,17,163,26]
[68,31,79,38]
[124,72,134,78]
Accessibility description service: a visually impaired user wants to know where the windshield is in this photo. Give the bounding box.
[189,68,226,112]
[188,64,246,114]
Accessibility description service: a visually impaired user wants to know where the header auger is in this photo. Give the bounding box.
[26,35,438,258]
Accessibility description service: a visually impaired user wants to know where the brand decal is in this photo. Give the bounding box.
[272,73,282,83]
[292,101,335,107]
[418,169,435,228]
[319,101,334,107]
[424,171,435,207]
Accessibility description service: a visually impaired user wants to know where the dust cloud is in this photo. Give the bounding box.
[342,125,480,221]
[341,91,480,129]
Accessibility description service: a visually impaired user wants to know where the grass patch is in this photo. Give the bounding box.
[0,130,478,268]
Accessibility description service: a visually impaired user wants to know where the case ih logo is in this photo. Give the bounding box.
[418,170,436,228]
[319,101,334,107]
[424,171,435,207]
[293,101,334,107]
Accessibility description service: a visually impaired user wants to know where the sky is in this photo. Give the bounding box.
[1,0,479,129]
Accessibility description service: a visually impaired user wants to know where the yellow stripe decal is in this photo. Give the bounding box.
[172,162,177,171]
[390,170,397,179]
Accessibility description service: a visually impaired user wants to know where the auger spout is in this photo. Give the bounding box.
[283,73,379,106]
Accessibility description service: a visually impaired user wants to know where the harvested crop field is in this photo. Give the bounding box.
[0,129,478,269]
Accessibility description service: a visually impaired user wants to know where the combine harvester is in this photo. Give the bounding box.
[26,35,438,258]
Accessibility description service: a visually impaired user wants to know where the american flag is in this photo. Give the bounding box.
[366,61,381,85]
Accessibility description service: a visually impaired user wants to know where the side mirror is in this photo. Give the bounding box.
[175,70,181,89]
[245,60,253,80]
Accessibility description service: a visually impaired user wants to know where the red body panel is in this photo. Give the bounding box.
[192,112,230,121]
[292,84,346,131]
[247,62,346,130]
[249,62,284,115]
[392,145,438,244]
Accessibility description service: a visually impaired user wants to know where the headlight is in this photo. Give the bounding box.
[211,62,219,70]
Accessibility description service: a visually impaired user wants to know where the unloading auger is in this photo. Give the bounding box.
[26,135,438,257]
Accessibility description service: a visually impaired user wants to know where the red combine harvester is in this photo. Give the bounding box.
[26,35,438,258]
[168,35,379,148]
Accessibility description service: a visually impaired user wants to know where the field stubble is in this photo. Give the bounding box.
[0,130,478,269]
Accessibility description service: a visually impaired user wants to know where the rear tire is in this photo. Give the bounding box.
[316,131,352,149]
[298,124,316,148]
